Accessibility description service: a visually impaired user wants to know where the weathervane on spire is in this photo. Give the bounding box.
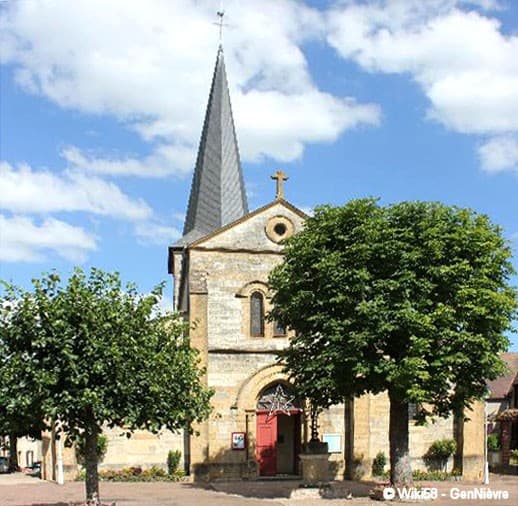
[214,9,228,44]
[271,169,289,200]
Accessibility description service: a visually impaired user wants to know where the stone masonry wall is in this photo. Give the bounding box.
[101,428,184,471]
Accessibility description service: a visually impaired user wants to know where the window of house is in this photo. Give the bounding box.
[250,292,265,337]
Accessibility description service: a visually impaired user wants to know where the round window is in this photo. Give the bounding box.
[274,223,287,236]
[265,216,294,243]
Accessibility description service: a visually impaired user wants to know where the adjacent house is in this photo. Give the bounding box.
[487,352,518,470]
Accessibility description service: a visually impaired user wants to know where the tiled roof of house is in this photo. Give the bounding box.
[495,408,518,421]
[487,352,518,399]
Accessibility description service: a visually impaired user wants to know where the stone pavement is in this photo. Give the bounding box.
[0,473,516,506]
[0,473,42,486]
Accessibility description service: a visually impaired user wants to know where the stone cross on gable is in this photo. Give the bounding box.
[271,170,289,200]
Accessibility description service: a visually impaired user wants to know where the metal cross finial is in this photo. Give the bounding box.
[271,169,289,200]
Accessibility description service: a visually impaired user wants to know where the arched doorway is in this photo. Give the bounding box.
[255,382,302,476]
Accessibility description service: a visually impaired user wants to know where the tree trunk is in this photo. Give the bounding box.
[388,394,412,486]
[84,425,101,506]
[8,433,18,470]
[453,406,464,474]
[344,398,355,480]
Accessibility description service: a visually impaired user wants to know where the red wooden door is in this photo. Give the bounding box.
[256,413,277,476]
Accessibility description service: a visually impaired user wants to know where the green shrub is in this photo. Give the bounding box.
[372,451,387,476]
[167,450,181,475]
[76,463,186,482]
[375,468,459,482]
[141,465,167,479]
[413,469,456,481]
[487,433,500,451]
[510,449,518,464]
[424,439,456,471]
[427,439,457,460]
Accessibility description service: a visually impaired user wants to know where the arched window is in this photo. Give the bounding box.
[250,291,265,337]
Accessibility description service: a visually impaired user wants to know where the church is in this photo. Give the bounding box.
[165,45,485,481]
[39,44,485,483]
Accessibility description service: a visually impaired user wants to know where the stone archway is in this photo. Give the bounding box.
[234,364,288,411]
[232,366,305,477]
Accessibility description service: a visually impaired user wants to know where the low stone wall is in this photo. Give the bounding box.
[192,460,257,481]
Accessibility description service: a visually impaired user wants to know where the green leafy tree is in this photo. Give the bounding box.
[1,268,213,505]
[0,296,47,469]
[269,199,516,486]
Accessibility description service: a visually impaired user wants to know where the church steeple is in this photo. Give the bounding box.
[178,46,248,245]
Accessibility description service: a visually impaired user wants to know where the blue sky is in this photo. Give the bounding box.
[1,0,517,348]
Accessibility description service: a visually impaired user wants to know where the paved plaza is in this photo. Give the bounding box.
[0,474,516,506]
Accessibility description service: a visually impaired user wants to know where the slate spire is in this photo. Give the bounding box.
[179,45,248,245]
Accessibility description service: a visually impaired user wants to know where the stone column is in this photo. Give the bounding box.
[462,401,484,480]
[188,271,210,480]
[41,432,52,481]
[352,395,370,480]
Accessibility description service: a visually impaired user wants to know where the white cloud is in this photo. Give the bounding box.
[0,161,151,220]
[134,221,181,246]
[0,214,97,262]
[61,144,193,178]
[0,160,181,262]
[478,135,518,173]
[325,0,518,173]
[236,90,380,162]
[0,0,380,171]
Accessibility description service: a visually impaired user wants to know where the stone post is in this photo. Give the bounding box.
[300,441,329,485]
[299,454,330,484]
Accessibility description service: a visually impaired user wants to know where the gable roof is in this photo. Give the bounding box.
[487,352,518,399]
[177,46,248,246]
[186,198,307,248]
